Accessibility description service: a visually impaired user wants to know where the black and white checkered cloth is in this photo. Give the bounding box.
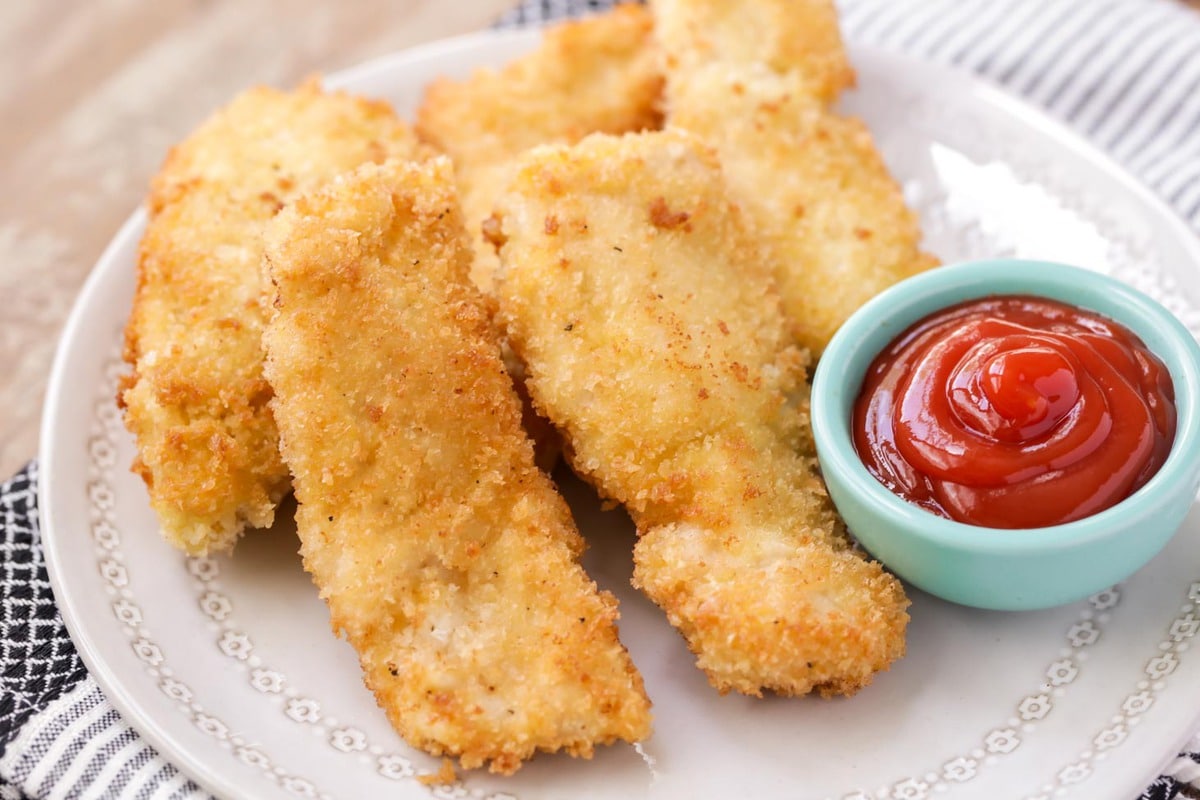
[4,0,1200,797]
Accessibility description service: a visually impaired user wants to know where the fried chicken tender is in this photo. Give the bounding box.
[261,157,652,773]
[492,130,909,697]
[120,81,422,555]
[651,0,937,356]
[415,3,663,293]
[651,0,853,103]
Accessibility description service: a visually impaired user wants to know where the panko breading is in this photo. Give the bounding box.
[261,157,652,773]
[416,3,663,293]
[492,130,909,697]
[652,0,937,356]
[119,81,423,555]
[650,0,853,103]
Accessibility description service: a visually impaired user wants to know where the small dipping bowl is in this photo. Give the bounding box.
[811,259,1200,610]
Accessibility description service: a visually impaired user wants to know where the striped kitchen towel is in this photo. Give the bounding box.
[4,0,1200,798]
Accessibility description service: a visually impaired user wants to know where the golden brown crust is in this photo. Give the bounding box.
[651,0,938,356]
[415,4,663,293]
[651,0,855,102]
[120,81,423,554]
[493,130,909,697]
[261,157,651,773]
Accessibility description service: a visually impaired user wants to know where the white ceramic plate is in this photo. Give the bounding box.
[40,28,1200,800]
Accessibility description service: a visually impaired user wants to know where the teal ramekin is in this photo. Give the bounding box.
[811,259,1200,611]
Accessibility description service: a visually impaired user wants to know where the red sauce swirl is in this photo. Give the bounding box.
[853,296,1176,528]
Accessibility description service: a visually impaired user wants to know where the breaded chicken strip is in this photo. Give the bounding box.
[652,0,937,356]
[492,130,908,697]
[261,157,651,773]
[416,4,662,293]
[651,0,853,103]
[120,81,422,555]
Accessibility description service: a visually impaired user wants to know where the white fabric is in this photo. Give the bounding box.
[0,678,201,799]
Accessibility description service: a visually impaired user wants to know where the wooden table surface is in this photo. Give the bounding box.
[3,1,1200,481]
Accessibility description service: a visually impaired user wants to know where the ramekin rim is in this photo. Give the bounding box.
[810,258,1200,556]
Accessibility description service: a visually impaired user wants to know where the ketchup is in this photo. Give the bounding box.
[853,296,1176,528]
